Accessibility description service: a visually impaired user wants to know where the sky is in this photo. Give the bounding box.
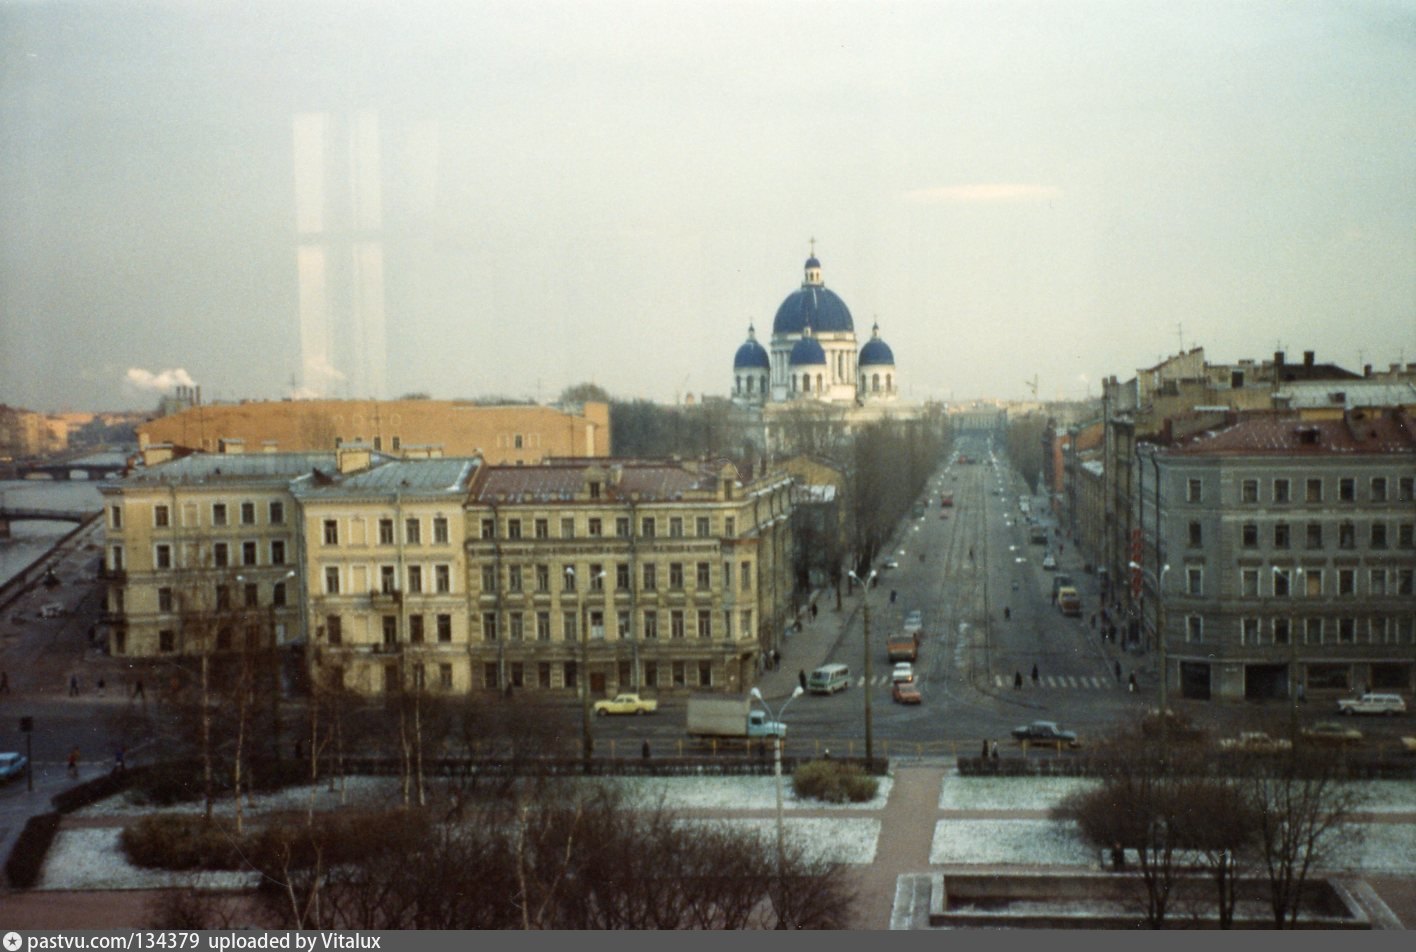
[2,0,1413,412]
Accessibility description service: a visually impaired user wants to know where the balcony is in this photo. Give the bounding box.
[369,589,402,608]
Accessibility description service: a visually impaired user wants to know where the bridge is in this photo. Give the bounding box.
[0,508,99,538]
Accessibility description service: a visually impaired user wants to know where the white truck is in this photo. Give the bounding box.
[686,694,787,739]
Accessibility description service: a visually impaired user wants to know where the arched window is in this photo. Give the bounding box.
[886,374,893,391]
[735,375,742,394]
[815,373,823,393]
[872,373,880,392]
[801,373,810,393]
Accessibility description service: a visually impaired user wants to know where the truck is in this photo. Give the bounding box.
[686,694,786,739]
[1057,586,1082,617]
[887,631,920,662]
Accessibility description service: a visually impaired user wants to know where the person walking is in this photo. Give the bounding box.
[69,674,79,696]
[990,741,999,762]
[67,747,79,778]
[1031,664,1039,686]
[641,739,651,761]
[1003,606,1011,620]
[810,602,818,621]
[133,678,145,700]
[1128,673,1137,693]
[1114,660,1121,683]
[980,739,989,760]
[798,669,807,691]
[1014,671,1023,690]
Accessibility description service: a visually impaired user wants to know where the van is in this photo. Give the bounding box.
[39,602,65,619]
[1057,587,1082,617]
[807,663,851,695]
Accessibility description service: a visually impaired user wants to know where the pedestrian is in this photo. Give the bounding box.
[1051,590,1057,606]
[113,746,125,773]
[774,648,781,668]
[1014,671,1023,690]
[798,669,807,691]
[810,603,818,621]
[1031,664,1039,686]
[890,589,897,604]
[97,676,106,696]
[1128,673,1137,693]
[1297,683,1306,704]
[823,748,831,761]
[69,674,79,696]
[969,547,975,562]
[0,670,8,693]
[1112,842,1126,871]
[67,747,79,778]
[980,739,989,760]
[990,741,999,762]
[641,739,651,760]
[1114,660,1121,683]
[1003,606,1011,620]
[133,679,145,700]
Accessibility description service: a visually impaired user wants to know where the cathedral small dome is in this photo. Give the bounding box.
[789,333,827,366]
[733,324,771,369]
[859,323,895,366]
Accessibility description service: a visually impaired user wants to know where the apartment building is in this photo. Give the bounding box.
[465,458,795,697]
[1137,409,1416,702]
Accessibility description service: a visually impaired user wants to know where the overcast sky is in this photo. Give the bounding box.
[2,0,1413,412]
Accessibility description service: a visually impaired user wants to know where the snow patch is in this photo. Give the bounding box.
[931,819,1095,866]
[39,828,259,892]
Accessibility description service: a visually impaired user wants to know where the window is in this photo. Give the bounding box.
[617,610,631,638]
[725,517,736,536]
[244,583,258,608]
[741,562,751,591]
[1305,478,1323,503]
[271,540,286,565]
[324,567,340,594]
[109,545,124,572]
[1371,522,1388,549]
[1241,524,1258,548]
[1185,616,1203,643]
[482,612,498,640]
[1339,618,1356,644]
[741,610,752,638]
[484,663,500,689]
[1370,569,1387,596]
[561,662,574,690]
[405,518,421,545]
[215,585,231,611]
[534,518,549,539]
[213,543,229,568]
[698,609,712,639]
[508,565,523,592]
[589,610,605,639]
[481,518,495,539]
[1186,478,1203,503]
[1400,476,1415,502]
[563,611,577,641]
[673,662,686,687]
[1273,479,1291,503]
[696,517,711,537]
[1304,570,1322,597]
[439,663,453,690]
[269,501,285,524]
[1399,569,1415,595]
[1273,569,1290,597]
[641,517,656,538]
[643,662,657,687]
[378,519,394,545]
[242,541,257,565]
[1338,521,1355,549]
[1305,523,1323,550]
[481,565,496,591]
[560,518,574,539]
[409,615,425,644]
[437,614,452,643]
[669,563,684,589]
[1339,477,1355,501]
[154,504,170,527]
[507,519,522,540]
[536,611,551,641]
[1338,569,1355,595]
[589,517,602,537]
[588,481,601,499]
[671,610,685,639]
[642,564,657,591]
[325,615,342,645]
[1241,569,1259,597]
[379,565,396,594]
[158,587,173,612]
[109,505,122,529]
[616,563,630,589]
[639,609,660,640]
[615,517,630,538]
[696,562,711,588]
[1241,617,1259,646]
[563,566,576,591]
[590,564,605,590]
[212,503,228,527]
[408,565,423,594]
[1274,523,1290,549]
[159,630,175,653]
[156,544,172,569]
[382,615,397,645]
[433,516,449,544]
[240,501,255,525]
[323,520,339,545]
[1371,477,1388,502]
[669,517,684,537]
[1399,523,1414,549]
[1186,567,1202,596]
[1273,617,1290,645]
[273,582,287,607]
[534,564,550,592]
[1305,617,1323,644]
[1187,521,1202,547]
[1241,479,1258,503]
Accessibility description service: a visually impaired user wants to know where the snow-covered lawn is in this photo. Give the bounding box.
[39,828,259,891]
[1337,781,1416,814]
[1327,824,1416,874]
[938,776,1098,811]
[931,819,1095,867]
[681,818,881,865]
[74,777,406,818]
[616,774,892,811]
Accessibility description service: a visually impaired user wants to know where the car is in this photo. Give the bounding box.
[0,752,28,782]
[1139,708,1206,743]
[891,682,922,705]
[903,610,924,635]
[1218,731,1292,753]
[592,693,658,716]
[1011,721,1080,747]
[891,662,914,684]
[1041,554,1057,571]
[881,558,899,570]
[1336,693,1407,716]
[1403,736,1416,755]
[1300,722,1364,748]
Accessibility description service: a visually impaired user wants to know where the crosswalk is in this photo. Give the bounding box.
[992,674,1117,690]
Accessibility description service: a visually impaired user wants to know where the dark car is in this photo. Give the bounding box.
[1011,721,1080,747]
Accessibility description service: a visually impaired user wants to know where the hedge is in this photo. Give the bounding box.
[5,812,62,889]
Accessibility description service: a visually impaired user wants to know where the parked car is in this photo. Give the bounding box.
[1139,708,1206,743]
[881,558,899,570]
[1011,721,1080,747]
[1402,736,1416,755]
[0,752,27,782]
[592,693,658,716]
[1300,722,1364,748]
[1336,693,1407,716]
[891,682,922,705]
[1041,553,1057,571]
[1218,731,1292,753]
[891,662,915,684]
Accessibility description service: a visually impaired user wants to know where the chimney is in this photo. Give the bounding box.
[1303,351,1315,368]
[1274,351,1285,370]
[1364,364,1373,377]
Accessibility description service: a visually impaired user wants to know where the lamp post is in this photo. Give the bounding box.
[847,569,878,767]
[1273,565,1303,743]
[751,684,804,929]
[566,567,605,770]
[1129,560,1170,755]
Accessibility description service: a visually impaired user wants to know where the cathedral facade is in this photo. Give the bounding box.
[732,251,899,407]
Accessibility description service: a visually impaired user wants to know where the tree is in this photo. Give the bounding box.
[559,382,612,405]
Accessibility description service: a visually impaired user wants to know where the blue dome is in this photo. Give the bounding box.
[773,286,854,336]
[734,338,770,369]
[805,255,820,269]
[859,338,895,366]
[789,336,827,366]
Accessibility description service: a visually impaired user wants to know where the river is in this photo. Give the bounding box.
[0,452,126,584]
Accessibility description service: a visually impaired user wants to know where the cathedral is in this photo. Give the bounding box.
[732,249,899,407]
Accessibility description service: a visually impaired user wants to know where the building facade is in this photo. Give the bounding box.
[1137,410,1415,703]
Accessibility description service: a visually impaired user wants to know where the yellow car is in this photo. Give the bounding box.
[592,693,658,716]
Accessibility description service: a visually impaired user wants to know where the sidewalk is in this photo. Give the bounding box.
[756,585,869,702]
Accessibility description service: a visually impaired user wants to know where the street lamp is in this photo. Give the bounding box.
[1129,560,1170,755]
[566,566,606,769]
[751,684,804,929]
[847,568,878,767]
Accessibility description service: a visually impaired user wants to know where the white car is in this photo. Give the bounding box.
[881,558,899,570]
[891,662,915,684]
[1336,693,1407,716]
[903,611,923,635]
[1042,554,1057,571]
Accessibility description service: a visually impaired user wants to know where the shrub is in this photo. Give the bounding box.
[791,759,879,803]
[5,811,62,889]
[120,814,248,870]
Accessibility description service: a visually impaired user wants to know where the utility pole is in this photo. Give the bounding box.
[849,569,878,767]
